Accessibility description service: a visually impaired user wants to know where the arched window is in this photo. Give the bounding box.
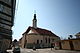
[48,38,50,43]
[37,40,39,44]
[45,38,47,43]
[41,40,42,43]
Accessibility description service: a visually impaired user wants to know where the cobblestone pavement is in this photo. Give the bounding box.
[20,48,80,53]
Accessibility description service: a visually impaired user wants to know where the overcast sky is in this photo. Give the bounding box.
[12,0,80,40]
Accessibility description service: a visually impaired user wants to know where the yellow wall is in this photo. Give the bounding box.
[19,34,60,48]
[26,35,59,44]
[19,31,60,48]
[61,41,71,50]
[73,40,80,50]
[60,39,80,50]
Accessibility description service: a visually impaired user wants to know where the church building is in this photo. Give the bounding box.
[19,13,60,48]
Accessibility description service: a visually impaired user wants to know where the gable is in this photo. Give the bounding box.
[27,29,34,34]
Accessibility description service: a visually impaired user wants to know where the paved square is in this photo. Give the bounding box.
[20,48,80,53]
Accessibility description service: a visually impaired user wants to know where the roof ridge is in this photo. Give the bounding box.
[22,26,59,37]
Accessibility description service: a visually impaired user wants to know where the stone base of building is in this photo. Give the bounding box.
[24,43,51,49]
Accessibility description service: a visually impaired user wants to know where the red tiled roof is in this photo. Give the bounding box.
[23,26,59,37]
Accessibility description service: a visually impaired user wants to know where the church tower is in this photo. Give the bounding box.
[32,12,37,28]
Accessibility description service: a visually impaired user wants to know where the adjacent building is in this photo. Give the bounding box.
[0,0,16,52]
[57,32,80,50]
[19,13,60,48]
[59,38,80,50]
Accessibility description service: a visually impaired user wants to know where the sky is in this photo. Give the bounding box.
[12,0,80,41]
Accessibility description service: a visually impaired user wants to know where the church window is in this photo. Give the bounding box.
[37,40,39,44]
[41,40,42,43]
[45,38,47,43]
[49,38,50,43]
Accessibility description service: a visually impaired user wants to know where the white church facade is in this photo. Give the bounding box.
[19,13,60,48]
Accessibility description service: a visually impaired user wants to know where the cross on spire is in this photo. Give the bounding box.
[34,10,36,20]
[34,10,36,14]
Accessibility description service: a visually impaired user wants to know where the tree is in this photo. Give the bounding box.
[13,39,17,42]
[69,35,73,39]
[68,35,73,39]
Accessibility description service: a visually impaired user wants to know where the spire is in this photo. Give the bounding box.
[33,10,37,28]
[34,10,36,20]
